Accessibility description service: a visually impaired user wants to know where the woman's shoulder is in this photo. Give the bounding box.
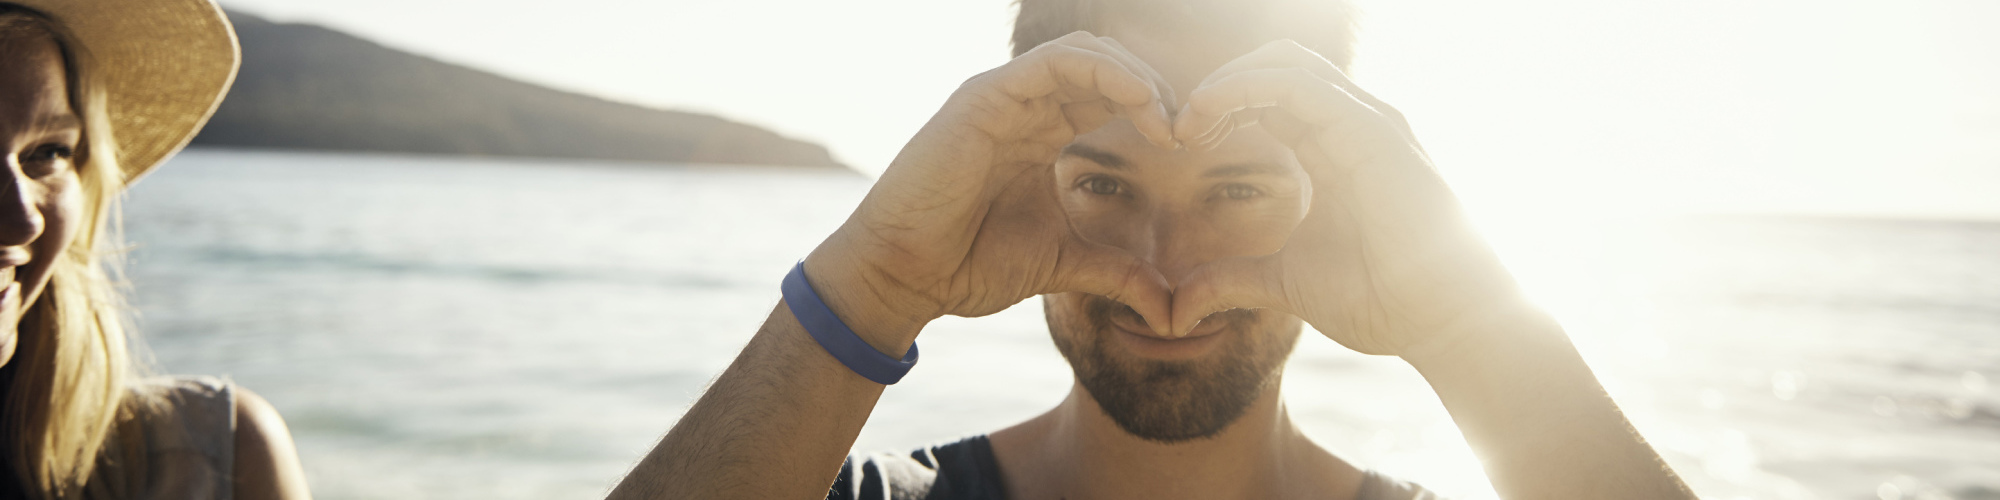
[89,375,239,500]
[118,375,311,500]
[126,375,238,449]
[129,375,234,407]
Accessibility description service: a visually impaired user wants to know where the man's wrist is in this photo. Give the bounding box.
[1399,302,1567,376]
[800,248,933,357]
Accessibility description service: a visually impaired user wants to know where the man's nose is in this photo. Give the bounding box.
[1129,208,1205,283]
[0,164,45,247]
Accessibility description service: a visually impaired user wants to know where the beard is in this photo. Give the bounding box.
[1046,293,1302,444]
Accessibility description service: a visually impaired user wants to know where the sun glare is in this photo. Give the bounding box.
[1349,0,2000,221]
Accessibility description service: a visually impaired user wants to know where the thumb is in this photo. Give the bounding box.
[1047,236,1174,337]
[1170,254,1289,337]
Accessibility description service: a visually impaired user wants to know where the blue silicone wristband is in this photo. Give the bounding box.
[781,261,919,385]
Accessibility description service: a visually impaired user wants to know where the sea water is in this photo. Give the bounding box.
[123,149,1999,500]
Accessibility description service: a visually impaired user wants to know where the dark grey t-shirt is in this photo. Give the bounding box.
[827,436,1444,500]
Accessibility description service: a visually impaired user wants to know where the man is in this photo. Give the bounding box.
[609,0,1696,498]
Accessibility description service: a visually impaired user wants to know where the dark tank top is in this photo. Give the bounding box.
[827,435,1445,500]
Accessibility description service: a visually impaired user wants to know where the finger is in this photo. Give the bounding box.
[1096,37,1178,112]
[1183,39,1415,147]
[1061,101,1119,137]
[1002,42,1153,107]
[1048,237,1175,337]
[1168,254,1290,337]
[1196,39,1341,89]
[1170,89,1233,146]
[1007,33,1174,145]
[1203,39,1419,144]
[1254,106,1312,146]
[1185,106,1235,151]
[1176,67,1388,151]
[1247,44,1412,142]
[1177,100,1237,151]
[1193,107,1311,150]
[1072,36,1176,148]
[1087,37,1179,149]
[1197,107,1281,152]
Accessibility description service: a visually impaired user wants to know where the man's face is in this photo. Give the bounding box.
[1044,115,1313,443]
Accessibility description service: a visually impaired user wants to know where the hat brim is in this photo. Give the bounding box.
[9,0,239,186]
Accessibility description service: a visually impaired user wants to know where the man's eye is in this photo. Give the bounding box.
[1080,177,1123,196]
[1221,184,1262,200]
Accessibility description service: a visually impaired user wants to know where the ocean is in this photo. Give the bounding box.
[122,149,1998,500]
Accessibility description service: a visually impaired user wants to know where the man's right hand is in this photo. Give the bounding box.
[612,33,1185,500]
[804,31,1180,352]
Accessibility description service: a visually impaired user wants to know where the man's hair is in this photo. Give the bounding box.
[1011,0,1358,70]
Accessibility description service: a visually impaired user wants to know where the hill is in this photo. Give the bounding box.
[191,12,845,169]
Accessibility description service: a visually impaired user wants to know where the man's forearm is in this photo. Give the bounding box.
[1404,310,1695,499]
[607,303,899,500]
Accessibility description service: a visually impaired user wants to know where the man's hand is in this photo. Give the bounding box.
[1164,40,1526,356]
[1163,40,1696,499]
[808,31,1180,349]
[610,33,1185,500]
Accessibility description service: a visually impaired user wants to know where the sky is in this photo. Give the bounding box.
[218,0,2000,221]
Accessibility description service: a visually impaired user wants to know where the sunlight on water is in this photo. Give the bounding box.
[124,150,2000,499]
[1469,209,2000,499]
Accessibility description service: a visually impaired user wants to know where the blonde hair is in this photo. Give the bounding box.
[0,6,149,500]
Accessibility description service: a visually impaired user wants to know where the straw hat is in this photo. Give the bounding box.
[7,0,238,185]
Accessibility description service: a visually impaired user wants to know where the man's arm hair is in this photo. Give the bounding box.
[607,303,896,500]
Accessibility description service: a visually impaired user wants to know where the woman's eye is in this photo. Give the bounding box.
[1080,177,1123,196]
[20,144,74,177]
[1221,184,1262,200]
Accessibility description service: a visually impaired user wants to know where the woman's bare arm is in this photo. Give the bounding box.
[234,387,313,500]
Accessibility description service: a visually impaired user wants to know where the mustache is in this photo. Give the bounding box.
[1079,293,1257,332]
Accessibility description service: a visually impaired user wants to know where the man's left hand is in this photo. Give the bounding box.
[1164,40,1531,357]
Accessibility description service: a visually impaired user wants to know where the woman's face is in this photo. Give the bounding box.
[0,34,86,367]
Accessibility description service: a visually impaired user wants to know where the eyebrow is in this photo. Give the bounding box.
[34,112,79,132]
[1061,143,1128,170]
[1063,143,1286,179]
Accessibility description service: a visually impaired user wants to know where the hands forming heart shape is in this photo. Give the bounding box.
[804,32,1528,358]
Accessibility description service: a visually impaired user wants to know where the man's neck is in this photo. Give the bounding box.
[988,380,1364,500]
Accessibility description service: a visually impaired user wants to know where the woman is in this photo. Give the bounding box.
[0,0,310,498]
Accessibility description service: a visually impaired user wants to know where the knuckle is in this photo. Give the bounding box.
[1023,41,1067,59]
[1023,37,1083,61]
[1043,45,1105,69]
[1058,30,1096,43]
[959,69,997,89]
